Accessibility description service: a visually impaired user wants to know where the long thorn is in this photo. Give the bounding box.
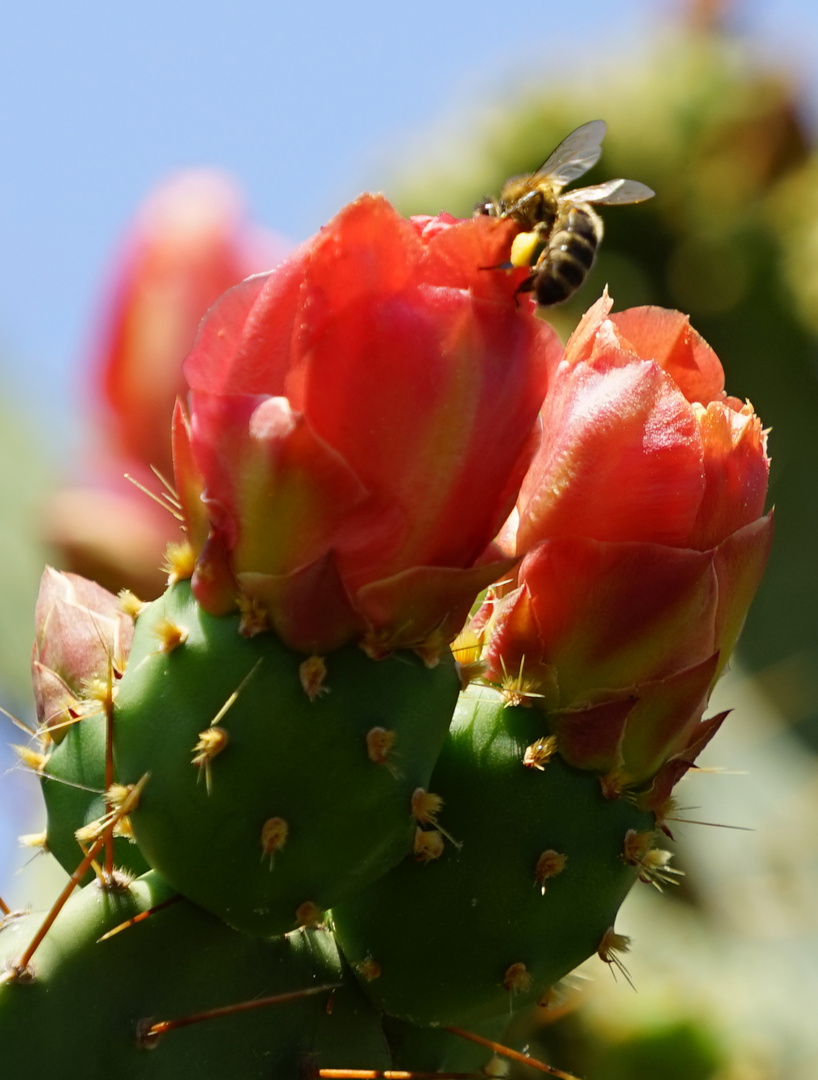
[97,895,182,942]
[39,700,108,738]
[149,465,181,506]
[31,772,104,794]
[0,704,34,735]
[317,1072,482,1078]
[667,816,753,831]
[210,658,264,727]
[446,1027,580,1080]
[124,473,183,519]
[137,983,340,1046]
[74,838,105,885]
[103,654,116,880]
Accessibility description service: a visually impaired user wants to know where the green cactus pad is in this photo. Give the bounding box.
[0,871,390,1077]
[331,684,655,1026]
[113,582,460,935]
[40,710,150,883]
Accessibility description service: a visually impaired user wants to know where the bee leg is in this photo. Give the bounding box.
[513,274,536,308]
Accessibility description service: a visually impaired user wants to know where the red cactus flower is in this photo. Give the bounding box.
[173,194,561,657]
[46,171,285,598]
[479,293,773,798]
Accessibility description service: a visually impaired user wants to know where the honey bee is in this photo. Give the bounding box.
[477,119,654,306]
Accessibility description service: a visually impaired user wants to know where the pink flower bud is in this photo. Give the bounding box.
[31,568,133,741]
[480,293,772,794]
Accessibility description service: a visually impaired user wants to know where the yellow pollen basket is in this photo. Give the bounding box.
[510,230,544,269]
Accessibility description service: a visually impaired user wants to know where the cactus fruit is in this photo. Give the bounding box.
[331,684,654,1026]
[113,580,461,935]
[0,871,390,1077]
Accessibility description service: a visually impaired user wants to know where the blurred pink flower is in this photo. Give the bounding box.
[46,170,287,598]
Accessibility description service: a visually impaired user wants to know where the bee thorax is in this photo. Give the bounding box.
[478,120,652,307]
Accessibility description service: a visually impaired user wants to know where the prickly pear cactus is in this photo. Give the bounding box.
[113,580,461,935]
[0,177,772,1080]
[331,684,654,1026]
[0,871,391,1077]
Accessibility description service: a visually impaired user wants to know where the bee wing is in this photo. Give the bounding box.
[570,178,655,205]
[534,120,607,186]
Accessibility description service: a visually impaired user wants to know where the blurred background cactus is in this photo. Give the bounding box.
[2,0,818,1076]
[388,7,818,753]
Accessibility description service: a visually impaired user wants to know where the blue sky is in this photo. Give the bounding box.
[1,0,817,444]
